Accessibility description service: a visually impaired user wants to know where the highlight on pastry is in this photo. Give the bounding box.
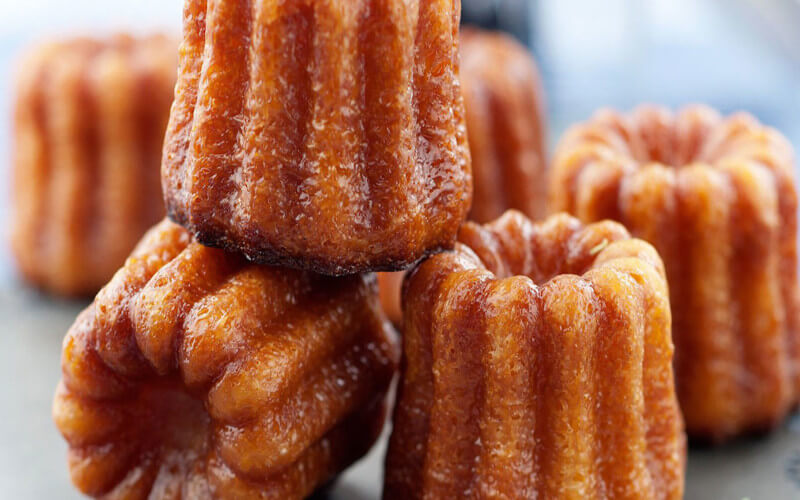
[550,105,800,442]
[385,210,685,499]
[162,0,472,276]
[53,219,399,498]
[10,33,177,296]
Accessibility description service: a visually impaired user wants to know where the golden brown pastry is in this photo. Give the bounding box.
[461,28,548,223]
[162,0,472,276]
[11,33,177,296]
[53,219,398,499]
[550,105,800,442]
[385,211,685,499]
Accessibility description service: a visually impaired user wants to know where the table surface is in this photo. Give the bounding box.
[1,281,800,499]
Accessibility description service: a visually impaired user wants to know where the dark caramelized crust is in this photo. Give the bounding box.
[550,105,800,442]
[10,34,177,296]
[385,211,685,499]
[162,0,472,275]
[53,220,399,499]
[460,28,547,222]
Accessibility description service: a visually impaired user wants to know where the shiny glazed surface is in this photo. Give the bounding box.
[11,33,177,296]
[385,211,685,499]
[53,219,399,499]
[162,0,472,275]
[461,28,547,223]
[550,105,800,442]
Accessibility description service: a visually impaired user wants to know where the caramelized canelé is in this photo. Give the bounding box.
[11,33,176,296]
[53,220,398,499]
[385,211,686,499]
[550,105,800,442]
[162,0,472,275]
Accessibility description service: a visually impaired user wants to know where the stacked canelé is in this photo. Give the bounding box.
[11,34,177,296]
[162,0,471,275]
[550,106,800,442]
[42,1,694,499]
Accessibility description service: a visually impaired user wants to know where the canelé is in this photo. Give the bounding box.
[461,28,548,222]
[550,105,800,441]
[385,211,685,499]
[11,34,176,296]
[162,0,472,275]
[53,219,398,498]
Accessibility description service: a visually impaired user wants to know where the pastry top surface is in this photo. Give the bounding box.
[16,33,177,87]
[460,27,544,100]
[410,210,666,291]
[553,105,794,176]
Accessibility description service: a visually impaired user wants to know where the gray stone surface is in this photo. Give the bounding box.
[1,281,800,498]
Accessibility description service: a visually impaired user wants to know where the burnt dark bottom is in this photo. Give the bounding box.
[166,210,454,277]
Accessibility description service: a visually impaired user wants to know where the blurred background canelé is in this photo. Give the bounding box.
[9,33,176,296]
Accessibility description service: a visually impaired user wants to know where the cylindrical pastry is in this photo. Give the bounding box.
[53,219,399,499]
[11,34,177,296]
[385,211,685,499]
[550,105,800,442]
[162,0,472,275]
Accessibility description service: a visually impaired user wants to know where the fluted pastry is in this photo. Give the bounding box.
[461,28,547,223]
[11,34,177,296]
[550,105,800,442]
[385,211,685,499]
[53,219,398,499]
[162,0,472,275]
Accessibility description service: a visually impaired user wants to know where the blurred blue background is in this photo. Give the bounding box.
[1,1,799,498]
